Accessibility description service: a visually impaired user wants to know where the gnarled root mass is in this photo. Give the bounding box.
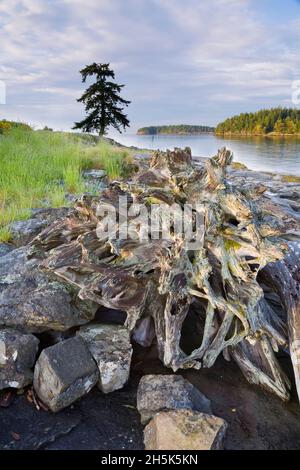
[29,147,300,402]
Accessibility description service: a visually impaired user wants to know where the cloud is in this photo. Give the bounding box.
[0,0,299,130]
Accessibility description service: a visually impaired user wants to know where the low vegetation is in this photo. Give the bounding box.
[0,125,134,242]
[216,108,300,136]
[230,161,248,170]
[281,174,300,183]
[0,120,32,134]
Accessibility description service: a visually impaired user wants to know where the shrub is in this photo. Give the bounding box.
[0,120,32,135]
[0,121,12,134]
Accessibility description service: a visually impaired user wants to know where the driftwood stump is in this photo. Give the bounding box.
[29,147,300,402]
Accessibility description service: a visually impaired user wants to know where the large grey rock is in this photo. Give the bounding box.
[82,169,108,192]
[77,323,132,393]
[33,337,99,412]
[144,410,228,450]
[9,207,71,247]
[82,169,106,180]
[0,243,13,258]
[0,328,39,389]
[137,374,212,424]
[0,248,97,332]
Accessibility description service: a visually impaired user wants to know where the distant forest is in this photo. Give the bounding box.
[137,125,215,135]
[215,108,300,136]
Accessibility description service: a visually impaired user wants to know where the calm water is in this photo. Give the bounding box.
[109,133,300,176]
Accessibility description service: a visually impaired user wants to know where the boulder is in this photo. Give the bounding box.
[9,207,71,247]
[144,409,228,450]
[77,323,132,393]
[0,328,39,389]
[137,374,212,424]
[82,170,108,192]
[0,243,13,258]
[0,248,97,332]
[82,169,106,180]
[33,337,99,412]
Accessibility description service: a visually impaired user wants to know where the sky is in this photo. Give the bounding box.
[0,0,300,133]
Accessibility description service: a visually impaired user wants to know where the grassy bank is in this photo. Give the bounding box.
[0,128,133,242]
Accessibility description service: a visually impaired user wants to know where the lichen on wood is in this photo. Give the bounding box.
[29,147,300,402]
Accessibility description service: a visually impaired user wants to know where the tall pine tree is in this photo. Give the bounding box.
[73,63,130,136]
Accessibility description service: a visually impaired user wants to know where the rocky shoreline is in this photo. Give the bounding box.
[0,147,299,450]
[1,348,300,450]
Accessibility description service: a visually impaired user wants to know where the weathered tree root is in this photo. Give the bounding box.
[259,242,300,400]
[29,147,300,402]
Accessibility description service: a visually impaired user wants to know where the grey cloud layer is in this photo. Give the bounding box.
[0,0,299,130]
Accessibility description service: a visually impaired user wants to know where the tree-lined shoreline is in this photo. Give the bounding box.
[137,125,215,135]
[137,108,300,137]
[215,108,300,137]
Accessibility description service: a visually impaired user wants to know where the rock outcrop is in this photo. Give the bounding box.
[9,208,72,247]
[0,243,13,258]
[0,248,97,332]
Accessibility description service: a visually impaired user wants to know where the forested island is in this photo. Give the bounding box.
[215,108,300,136]
[137,125,215,135]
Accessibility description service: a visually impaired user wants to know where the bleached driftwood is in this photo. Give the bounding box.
[259,243,300,400]
[29,147,300,401]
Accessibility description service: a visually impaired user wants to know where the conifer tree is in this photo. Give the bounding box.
[73,63,130,136]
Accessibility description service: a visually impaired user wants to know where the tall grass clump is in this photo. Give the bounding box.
[83,140,133,180]
[0,128,84,241]
[0,128,134,242]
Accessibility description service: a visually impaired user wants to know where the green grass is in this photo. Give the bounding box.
[82,141,133,180]
[0,226,12,243]
[0,128,134,242]
[49,186,68,208]
[230,161,248,170]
